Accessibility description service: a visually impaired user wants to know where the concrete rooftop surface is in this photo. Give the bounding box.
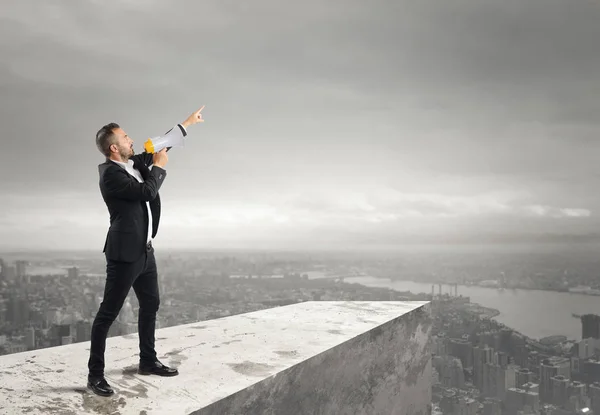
[0,300,431,415]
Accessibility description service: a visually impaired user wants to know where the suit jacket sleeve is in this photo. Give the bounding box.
[136,123,188,165]
[102,164,167,201]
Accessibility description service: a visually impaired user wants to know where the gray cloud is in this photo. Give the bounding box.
[1,0,599,249]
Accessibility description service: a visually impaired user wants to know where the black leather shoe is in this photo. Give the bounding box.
[138,360,179,377]
[87,377,114,396]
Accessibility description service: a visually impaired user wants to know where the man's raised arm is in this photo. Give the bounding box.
[165,106,204,152]
[137,106,205,165]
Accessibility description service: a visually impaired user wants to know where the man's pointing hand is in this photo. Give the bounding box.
[181,106,205,129]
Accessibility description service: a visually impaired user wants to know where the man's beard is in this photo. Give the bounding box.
[119,145,134,160]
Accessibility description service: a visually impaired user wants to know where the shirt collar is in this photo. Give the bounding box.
[110,159,134,169]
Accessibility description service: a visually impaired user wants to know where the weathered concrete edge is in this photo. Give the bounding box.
[196,301,432,415]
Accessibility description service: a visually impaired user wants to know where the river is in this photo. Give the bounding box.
[344,276,600,341]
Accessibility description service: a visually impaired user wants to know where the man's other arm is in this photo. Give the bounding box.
[102,165,167,201]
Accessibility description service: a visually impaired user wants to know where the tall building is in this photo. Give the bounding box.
[435,356,465,389]
[24,327,35,350]
[483,398,502,415]
[474,345,494,390]
[75,320,91,343]
[506,384,540,415]
[3,266,15,281]
[513,342,529,367]
[448,338,473,368]
[578,338,600,359]
[0,299,6,324]
[483,361,516,400]
[499,328,513,353]
[432,335,447,356]
[7,297,29,327]
[53,323,71,346]
[458,398,478,415]
[582,314,600,340]
[540,357,571,403]
[550,375,570,406]
[67,267,79,279]
[15,260,27,278]
[496,351,510,367]
[582,359,600,384]
[440,391,477,415]
[566,381,589,413]
[516,368,535,388]
[589,382,600,415]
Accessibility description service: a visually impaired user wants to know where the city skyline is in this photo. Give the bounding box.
[1,0,600,250]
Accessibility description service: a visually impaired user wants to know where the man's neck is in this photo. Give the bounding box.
[109,156,129,164]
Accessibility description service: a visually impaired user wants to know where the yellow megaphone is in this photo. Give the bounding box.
[143,127,186,154]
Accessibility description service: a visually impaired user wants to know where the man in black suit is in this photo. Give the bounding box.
[87,107,204,397]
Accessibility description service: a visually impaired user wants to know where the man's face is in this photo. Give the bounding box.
[110,127,134,160]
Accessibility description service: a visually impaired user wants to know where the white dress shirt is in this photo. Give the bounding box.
[110,158,154,244]
[110,124,186,244]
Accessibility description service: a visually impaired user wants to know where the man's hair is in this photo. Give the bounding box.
[95,123,120,158]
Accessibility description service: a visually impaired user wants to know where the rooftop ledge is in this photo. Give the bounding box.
[0,301,432,415]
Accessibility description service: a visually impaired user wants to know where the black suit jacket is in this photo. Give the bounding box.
[98,125,186,262]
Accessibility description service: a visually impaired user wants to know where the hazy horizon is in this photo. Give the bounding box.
[1,0,599,251]
[4,239,600,259]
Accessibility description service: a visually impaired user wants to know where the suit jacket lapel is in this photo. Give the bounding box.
[133,157,150,181]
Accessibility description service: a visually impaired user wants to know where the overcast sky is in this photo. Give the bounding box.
[1,0,599,251]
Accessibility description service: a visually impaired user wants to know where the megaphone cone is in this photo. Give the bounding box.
[143,128,186,153]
